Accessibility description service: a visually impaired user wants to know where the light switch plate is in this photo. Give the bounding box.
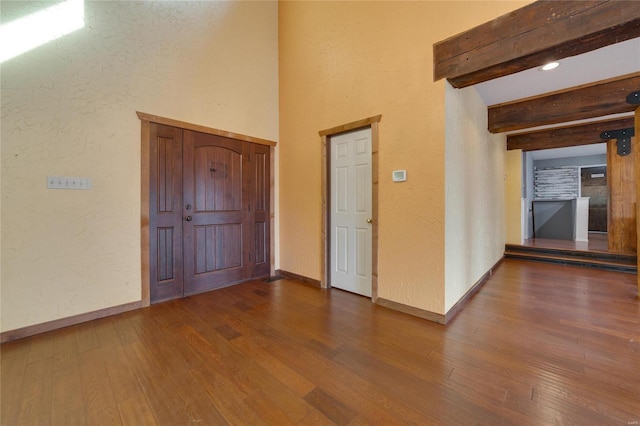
[392,170,407,182]
[47,176,92,190]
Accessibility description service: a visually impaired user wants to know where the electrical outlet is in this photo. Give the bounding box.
[47,176,92,190]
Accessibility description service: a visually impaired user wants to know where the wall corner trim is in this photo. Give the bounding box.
[375,298,446,325]
[375,257,504,326]
[276,269,322,288]
[444,257,504,324]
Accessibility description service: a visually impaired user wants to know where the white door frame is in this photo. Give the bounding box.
[319,115,381,301]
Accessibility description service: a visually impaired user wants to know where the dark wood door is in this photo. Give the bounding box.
[149,123,184,302]
[252,143,271,278]
[183,130,250,295]
[580,166,607,232]
[150,126,270,302]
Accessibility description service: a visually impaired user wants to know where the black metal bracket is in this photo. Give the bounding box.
[600,127,634,156]
[627,90,640,105]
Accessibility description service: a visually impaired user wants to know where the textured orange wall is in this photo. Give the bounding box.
[279,1,529,314]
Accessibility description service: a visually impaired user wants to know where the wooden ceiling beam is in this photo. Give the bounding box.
[433,1,640,88]
[488,72,640,133]
[507,116,634,151]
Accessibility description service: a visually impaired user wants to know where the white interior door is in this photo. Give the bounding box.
[330,127,372,297]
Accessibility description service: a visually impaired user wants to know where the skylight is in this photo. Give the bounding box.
[0,0,84,63]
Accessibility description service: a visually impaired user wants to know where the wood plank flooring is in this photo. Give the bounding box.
[522,232,609,253]
[2,259,639,425]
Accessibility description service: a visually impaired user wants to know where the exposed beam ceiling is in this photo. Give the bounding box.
[507,116,634,151]
[488,72,640,133]
[433,0,640,88]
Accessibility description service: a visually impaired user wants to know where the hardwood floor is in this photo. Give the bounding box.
[2,259,639,425]
[522,232,609,252]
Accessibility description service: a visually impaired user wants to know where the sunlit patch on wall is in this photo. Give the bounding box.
[0,0,84,63]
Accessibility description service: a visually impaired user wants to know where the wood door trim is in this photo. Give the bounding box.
[270,146,276,277]
[141,120,151,307]
[137,112,277,147]
[139,114,276,306]
[319,115,382,137]
[320,116,381,301]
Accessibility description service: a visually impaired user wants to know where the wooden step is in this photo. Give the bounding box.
[504,244,637,274]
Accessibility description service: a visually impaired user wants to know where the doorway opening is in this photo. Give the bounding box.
[138,112,276,306]
[523,143,610,252]
[580,165,607,234]
[319,115,381,300]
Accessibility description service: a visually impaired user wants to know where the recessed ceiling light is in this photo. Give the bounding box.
[540,62,560,71]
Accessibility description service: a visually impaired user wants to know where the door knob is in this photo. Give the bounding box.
[366,218,373,224]
[185,216,193,222]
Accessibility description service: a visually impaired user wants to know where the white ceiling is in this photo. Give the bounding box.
[529,143,606,160]
[475,37,640,107]
[473,37,639,160]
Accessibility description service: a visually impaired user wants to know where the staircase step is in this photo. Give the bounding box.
[505,244,636,263]
[504,247,637,274]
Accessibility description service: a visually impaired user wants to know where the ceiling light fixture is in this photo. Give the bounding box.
[540,62,560,71]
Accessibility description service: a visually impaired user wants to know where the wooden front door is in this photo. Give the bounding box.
[149,125,270,303]
[251,143,271,279]
[149,123,184,302]
[183,130,249,294]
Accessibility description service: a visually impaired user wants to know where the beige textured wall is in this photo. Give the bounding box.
[505,150,524,245]
[279,1,529,315]
[1,1,278,332]
[444,84,506,312]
